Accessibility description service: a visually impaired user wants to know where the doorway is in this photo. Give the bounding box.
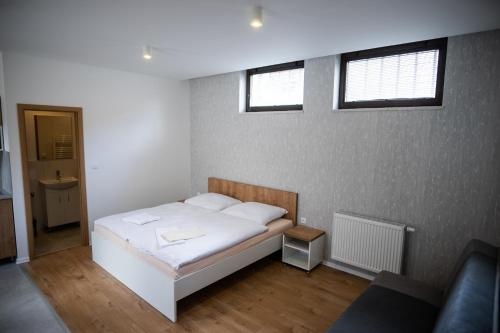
[18,104,88,259]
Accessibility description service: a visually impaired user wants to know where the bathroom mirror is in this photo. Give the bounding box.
[35,115,74,160]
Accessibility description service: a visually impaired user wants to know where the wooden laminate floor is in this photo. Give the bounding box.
[24,246,369,333]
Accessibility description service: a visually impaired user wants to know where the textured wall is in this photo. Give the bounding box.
[190,30,500,287]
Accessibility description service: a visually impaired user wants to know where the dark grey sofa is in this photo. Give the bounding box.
[327,239,499,333]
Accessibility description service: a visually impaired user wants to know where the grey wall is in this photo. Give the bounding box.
[190,29,500,287]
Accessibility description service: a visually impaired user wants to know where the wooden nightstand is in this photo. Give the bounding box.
[282,225,325,272]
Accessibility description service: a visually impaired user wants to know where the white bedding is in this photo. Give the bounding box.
[94,202,268,269]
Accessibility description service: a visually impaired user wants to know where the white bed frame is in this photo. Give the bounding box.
[91,177,298,322]
[92,231,282,322]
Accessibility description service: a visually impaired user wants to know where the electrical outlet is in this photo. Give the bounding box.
[300,217,307,224]
[197,192,201,196]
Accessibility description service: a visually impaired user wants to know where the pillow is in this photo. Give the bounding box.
[184,193,241,211]
[220,202,288,225]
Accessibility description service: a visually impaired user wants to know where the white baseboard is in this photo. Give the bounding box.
[16,256,30,264]
[322,260,375,281]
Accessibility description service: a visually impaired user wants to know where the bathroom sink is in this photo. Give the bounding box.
[39,177,79,190]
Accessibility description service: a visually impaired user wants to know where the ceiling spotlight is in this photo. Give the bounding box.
[250,6,263,28]
[143,45,152,60]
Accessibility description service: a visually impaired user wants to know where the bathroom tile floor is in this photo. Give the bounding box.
[34,222,81,256]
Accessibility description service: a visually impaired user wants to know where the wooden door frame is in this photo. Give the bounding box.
[18,104,89,259]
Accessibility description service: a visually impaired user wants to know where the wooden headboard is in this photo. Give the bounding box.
[208,177,298,224]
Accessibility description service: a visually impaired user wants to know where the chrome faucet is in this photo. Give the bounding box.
[56,170,61,180]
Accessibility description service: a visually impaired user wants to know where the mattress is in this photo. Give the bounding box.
[94,202,293,278]
[94,218,292,279]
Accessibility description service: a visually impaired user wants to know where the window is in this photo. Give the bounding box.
[246,61,304,112]
[338,38,447,109]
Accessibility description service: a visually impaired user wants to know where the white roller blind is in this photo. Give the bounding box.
[249,68,304,107]
[345,49,440,102]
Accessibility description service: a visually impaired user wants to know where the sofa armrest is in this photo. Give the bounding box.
[372,271,442,308]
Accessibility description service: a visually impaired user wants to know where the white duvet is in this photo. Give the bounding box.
[94,202,268,269]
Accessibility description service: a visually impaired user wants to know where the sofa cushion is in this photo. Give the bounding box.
[493,249,500,333]
[327,285,439,333]
[443,239,498,299]
[433,252,497,333]
[494,249,500,333]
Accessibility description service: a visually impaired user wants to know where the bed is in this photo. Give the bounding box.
[91,177,298,322]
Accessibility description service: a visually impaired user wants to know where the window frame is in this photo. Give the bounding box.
[246,60,305,112]
[338,38,447,110]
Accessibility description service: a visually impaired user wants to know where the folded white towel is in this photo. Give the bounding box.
[122,213,160,225]
[155,228,185,248]
[162,227,205,242]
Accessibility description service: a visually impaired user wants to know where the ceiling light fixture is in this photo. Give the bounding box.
[143,45,153,60]
[250,6,263,29]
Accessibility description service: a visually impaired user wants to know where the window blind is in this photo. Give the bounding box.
[249,67,304,107]
[345,49,440,103]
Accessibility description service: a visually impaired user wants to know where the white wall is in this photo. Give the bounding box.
[0,52,13,195]
[3,52,191,262]
[0,52,8,150]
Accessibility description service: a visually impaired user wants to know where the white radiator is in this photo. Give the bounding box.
[331,212,406,274]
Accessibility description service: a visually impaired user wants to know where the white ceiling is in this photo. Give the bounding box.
[1,0,499,80]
